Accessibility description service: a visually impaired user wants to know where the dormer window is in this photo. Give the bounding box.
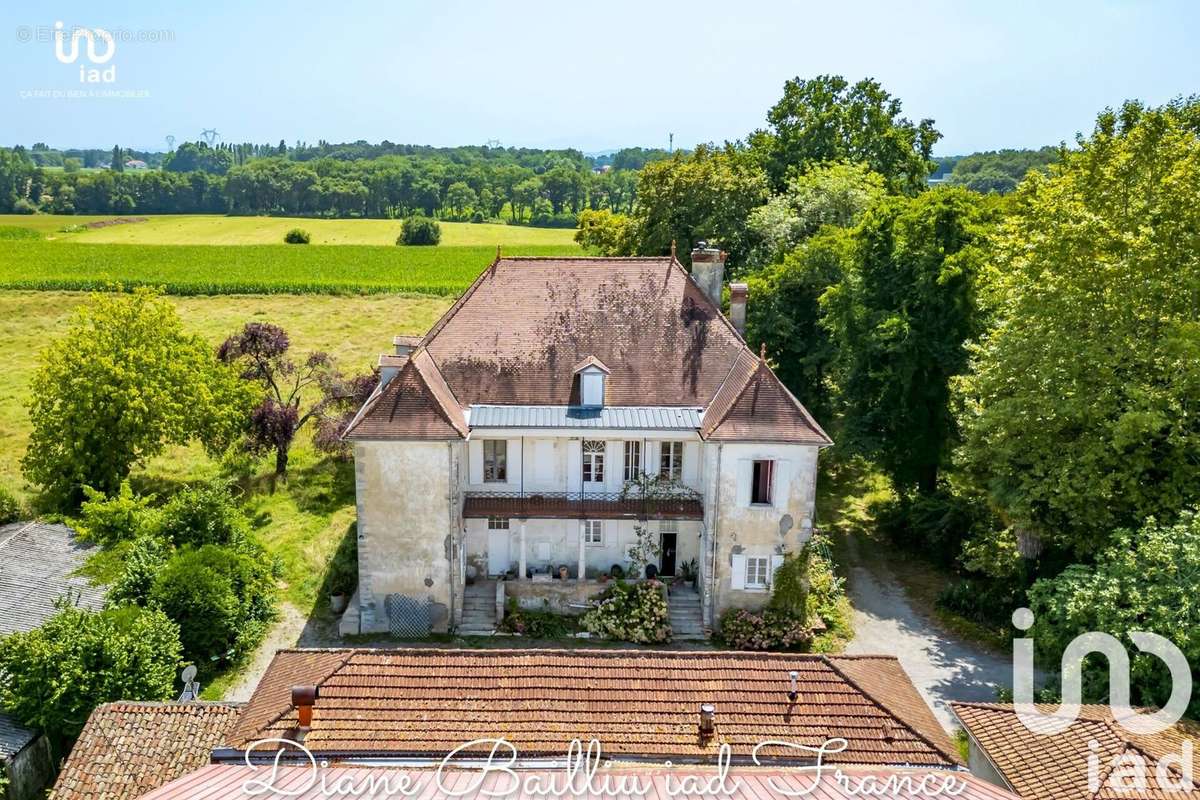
[573,356,610,408]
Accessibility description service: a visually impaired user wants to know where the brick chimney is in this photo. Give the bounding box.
[729,282,748,338]
[690,242,725,308]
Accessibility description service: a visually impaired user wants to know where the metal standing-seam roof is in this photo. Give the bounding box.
[468,405,703,430]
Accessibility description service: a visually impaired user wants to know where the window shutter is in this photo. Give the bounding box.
[645,441,660,478]
[773,460,791,510]
[735,460,751,506]
[566,440,582,493]
[468,440,484,485]
[506,439,522,486]
[730,554,747,590]
[682,442,699,487]
[605,440,620,491]
[770,554,785,586]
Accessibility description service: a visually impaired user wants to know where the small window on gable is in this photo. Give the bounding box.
[751,460,774,505]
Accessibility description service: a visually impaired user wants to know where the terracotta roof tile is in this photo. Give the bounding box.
[229,649,953,767]
[703,358,831,445]
[51,702,241,800]
[952,702,1200,800]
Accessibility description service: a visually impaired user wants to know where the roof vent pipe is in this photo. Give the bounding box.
[699,703,716,740]
[788,670,799,703]
[292,685,318,730]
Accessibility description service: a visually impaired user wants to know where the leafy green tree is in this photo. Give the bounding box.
[823,187,990,494]
[747,161,886,265]
[110,145,123,172]
[746,228,849,424]
[958,100,1200,556]
[634,144,768,269]
[156,483,250,547]
[0,602,180,744]
[22,290,255,508]
[162,141,233,175]
[445,181,477,218]
[1028,510,1200,717]
[574,209,637,256]
[399,214,441,246]
[752,75,940,194]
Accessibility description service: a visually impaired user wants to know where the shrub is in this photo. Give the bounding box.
[11,198,36,215]
[156,483,248,547]
[498,598,574,638]
[148,544,276,670]
[108,534,172,606]
[398,215,441,246]
[283,228,311,244]
[719,607,813,651]
[0,601,180,742]
[77,481,157,544]
[470,211,485,224]
[0,486,20,524]
[0,226,40,241]
[581,580,669,643]
[872,488,994,566]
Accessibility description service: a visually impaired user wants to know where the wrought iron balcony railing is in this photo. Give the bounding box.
[462,488,704,521]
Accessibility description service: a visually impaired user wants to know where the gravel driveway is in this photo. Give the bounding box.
[842,535,1015,732]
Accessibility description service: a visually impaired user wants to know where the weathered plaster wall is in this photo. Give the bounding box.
[354,441,457,634]
[702,442,819,624]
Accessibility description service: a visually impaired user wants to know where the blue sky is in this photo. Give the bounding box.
[2,0,1197,155]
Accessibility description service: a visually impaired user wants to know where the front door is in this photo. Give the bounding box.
[660,532,677,576]
[487,529,510,576]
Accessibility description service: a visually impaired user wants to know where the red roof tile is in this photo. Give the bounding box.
[228,649,956,766]
[51,702,241,800]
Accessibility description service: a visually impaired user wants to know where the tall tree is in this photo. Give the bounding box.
[958,100,1200,557]
[22,289,253,507]
[823,187,990,494]
[752,75,940,194]
[110,144,123,172]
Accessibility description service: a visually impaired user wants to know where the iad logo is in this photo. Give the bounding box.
[1011,607,1192,735]
[52,21,116,83]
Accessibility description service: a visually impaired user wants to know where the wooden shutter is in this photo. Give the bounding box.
[682,441,700,487]
[730,554,747,590]
[506,439,522,486]
[770,554,785,586]
[468,440,483,485]
[735,460,751,506]
[566,440,582,493]
[773,460,790,510]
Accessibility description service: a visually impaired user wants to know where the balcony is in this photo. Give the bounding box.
[462,488,704,521]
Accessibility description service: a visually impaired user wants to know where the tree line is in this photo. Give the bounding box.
[576,75,1200,715]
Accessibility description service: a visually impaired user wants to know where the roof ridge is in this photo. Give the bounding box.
[823,657,961,766]
[269,646,842,658]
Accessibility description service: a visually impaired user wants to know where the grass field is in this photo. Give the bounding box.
[0,240,575,295]
[0,213,579,247]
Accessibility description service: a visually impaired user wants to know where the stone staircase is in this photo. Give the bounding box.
[459,580,497,636]
[668,585,706,640]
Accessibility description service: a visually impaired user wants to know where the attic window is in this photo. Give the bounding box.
[581,371,605,407]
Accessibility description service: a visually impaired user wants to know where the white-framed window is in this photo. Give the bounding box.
[487,516,509,530]
[751,459,774,504]
[623,441,642,481]
[583,519,604,546]
[483,440,507,483]
[745,556,769,589]
[659,441,683,480]
[582,440,605,483]
[659,519,678,535]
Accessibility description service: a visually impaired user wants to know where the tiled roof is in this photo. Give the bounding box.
[346,257,829,444]
[141,763,1019,800]
[226,649,958,766]
[0,521,106,635]
[344,349,466,440]
[703,357,831,445]
[952,702,1200,800]
[51,702,242,800]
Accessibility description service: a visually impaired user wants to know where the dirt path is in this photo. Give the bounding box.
[841,532,1014,732]
[223,602,336,702]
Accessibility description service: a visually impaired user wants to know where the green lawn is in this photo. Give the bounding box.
[0,213,579,247]
[0,240,575,295]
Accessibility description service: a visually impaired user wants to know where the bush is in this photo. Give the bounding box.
[108,534,172,607]
[0,226,40,241]
[719,607,813,651]
[0,601,180,742]
[283,228,311,244]
[581,580,669,643]
[148,544,276,670]
[77,481,157,544]
[470,211,485,224]
[0,486,20,524]
[498,598,575,638]
[398,215,441,246]
[156,483,248,547]
[11,198,36,215]
[872,488,994,566]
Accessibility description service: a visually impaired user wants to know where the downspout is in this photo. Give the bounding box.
[448,441,457,629]
[708,443,723,629]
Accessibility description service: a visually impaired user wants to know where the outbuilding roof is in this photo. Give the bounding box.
[225,649,957,766]
[0,521,106,635]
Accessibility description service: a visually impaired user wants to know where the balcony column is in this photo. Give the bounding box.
[577,521,587,582]
[517,519,527,581]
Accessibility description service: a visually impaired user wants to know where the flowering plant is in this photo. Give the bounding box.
[718,607,813,651]
[581,580,670,643]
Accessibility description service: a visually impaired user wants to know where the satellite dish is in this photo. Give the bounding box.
[778,514,794,536]
[181,665,198,684]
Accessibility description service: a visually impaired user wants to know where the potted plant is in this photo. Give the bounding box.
[558,564,569,581]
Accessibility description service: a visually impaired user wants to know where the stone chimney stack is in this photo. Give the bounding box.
[729,283,748,338]
[690,242,726,308]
